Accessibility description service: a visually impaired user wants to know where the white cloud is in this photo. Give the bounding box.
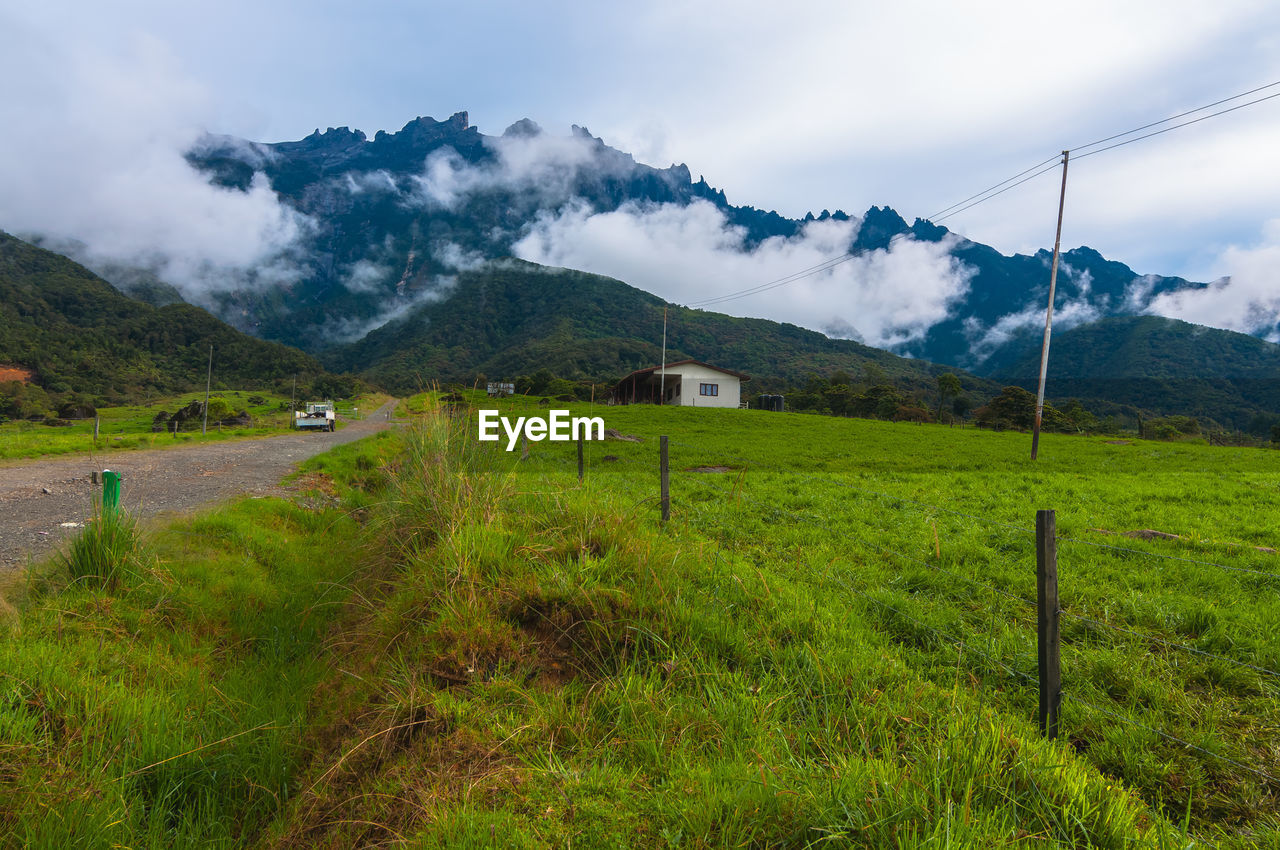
[341,258,394,294]
[407,126,637,212]
[0,18,311,299]
[513,199,974,349]
[433,242,488,272]
[1145,219,1280,337]
[963,266,1103,363]
[321,276,458,343]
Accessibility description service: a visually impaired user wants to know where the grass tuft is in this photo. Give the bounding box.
[60,505,142,589]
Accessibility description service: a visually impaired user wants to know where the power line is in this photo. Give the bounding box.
[929,161,1064,225]
[1069,79,1280,156]
[924,154,1062,221]
[683,78,1280,310]
[1072,89,1280,162]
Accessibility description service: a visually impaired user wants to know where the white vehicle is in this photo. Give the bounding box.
[295,401,336,432]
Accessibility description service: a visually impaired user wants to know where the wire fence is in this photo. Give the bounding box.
[513,429,1280,795]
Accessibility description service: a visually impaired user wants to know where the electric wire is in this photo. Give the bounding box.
[683,78,1280,309]
[1072,90,1280,162]
[1069,80,1280,156]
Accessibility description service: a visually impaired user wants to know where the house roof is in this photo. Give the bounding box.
[616,359,751,383]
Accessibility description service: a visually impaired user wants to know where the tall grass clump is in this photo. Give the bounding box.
[377,396,513,560]
[60,503,142,589]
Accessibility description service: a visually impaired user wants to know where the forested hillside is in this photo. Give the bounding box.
[0,231,324,415]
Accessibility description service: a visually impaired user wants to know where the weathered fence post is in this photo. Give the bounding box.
[660,436,670,523]
[102,470,121,515]
[1036,508,1061,739]
[577,433,584,483]
[93,415,99,442]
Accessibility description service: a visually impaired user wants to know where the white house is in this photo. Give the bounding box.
[613,360,749,408]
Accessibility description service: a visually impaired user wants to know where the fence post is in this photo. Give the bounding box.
[1036,509,1061,739]
[102,470,121,515]
[577,433,584,483]
[93,415,99,441]
[660,435,670,523]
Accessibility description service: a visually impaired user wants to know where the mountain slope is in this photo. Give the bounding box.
[0,231,323,406]
[991,315,1280,429]
[326,259,991,398]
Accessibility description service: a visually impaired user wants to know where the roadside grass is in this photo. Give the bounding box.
[263,399,1198,847]
[0,439,382,847]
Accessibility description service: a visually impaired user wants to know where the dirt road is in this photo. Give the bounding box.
[0,399,400,571]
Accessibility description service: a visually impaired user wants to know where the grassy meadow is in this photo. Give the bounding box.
[3,392,1280,846]
[0,391,390,461]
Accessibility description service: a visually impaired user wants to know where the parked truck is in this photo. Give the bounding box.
[295,401,336,432]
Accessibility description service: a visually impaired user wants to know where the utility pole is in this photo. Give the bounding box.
[202,344,213,435]
[659,306,668,405]
[1031,151,1070,461]
[290,375,297,430]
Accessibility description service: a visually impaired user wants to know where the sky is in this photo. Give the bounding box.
[2,0,1278,341]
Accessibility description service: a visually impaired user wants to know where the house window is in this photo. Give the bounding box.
[699,383,718,397]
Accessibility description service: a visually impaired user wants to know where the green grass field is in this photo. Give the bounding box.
[415,392,1280,843]
[0,391,390,461]
[4,393,1279,847]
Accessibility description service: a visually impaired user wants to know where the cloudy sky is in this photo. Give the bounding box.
[2,0,1278,338]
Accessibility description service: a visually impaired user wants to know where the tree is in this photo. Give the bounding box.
[936,372,962,421]
[976,386,1068,431]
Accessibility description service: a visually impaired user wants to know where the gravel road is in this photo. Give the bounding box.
[0,399,400,571]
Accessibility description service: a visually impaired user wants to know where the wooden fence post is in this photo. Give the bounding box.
[660,436,670,523]
[577,433,584,483]
[93,415,99,442]
[1036,509,1061,739]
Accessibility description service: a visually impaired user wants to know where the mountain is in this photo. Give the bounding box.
[0,231,324,412]
[184,112,808,348]
[988,315,1280,430]
[325,259,992,401]
[177,113,1224,369]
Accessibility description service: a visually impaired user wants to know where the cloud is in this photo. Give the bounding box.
[963,266,1103,363]
[408,124,640,212]
[1144,219,1280,339]
[512,199,974,349]
[320,276,459,343]
[433,242,488,272]
[0,18,311,299]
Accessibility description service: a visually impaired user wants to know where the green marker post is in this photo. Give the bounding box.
[102,469,121,514]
